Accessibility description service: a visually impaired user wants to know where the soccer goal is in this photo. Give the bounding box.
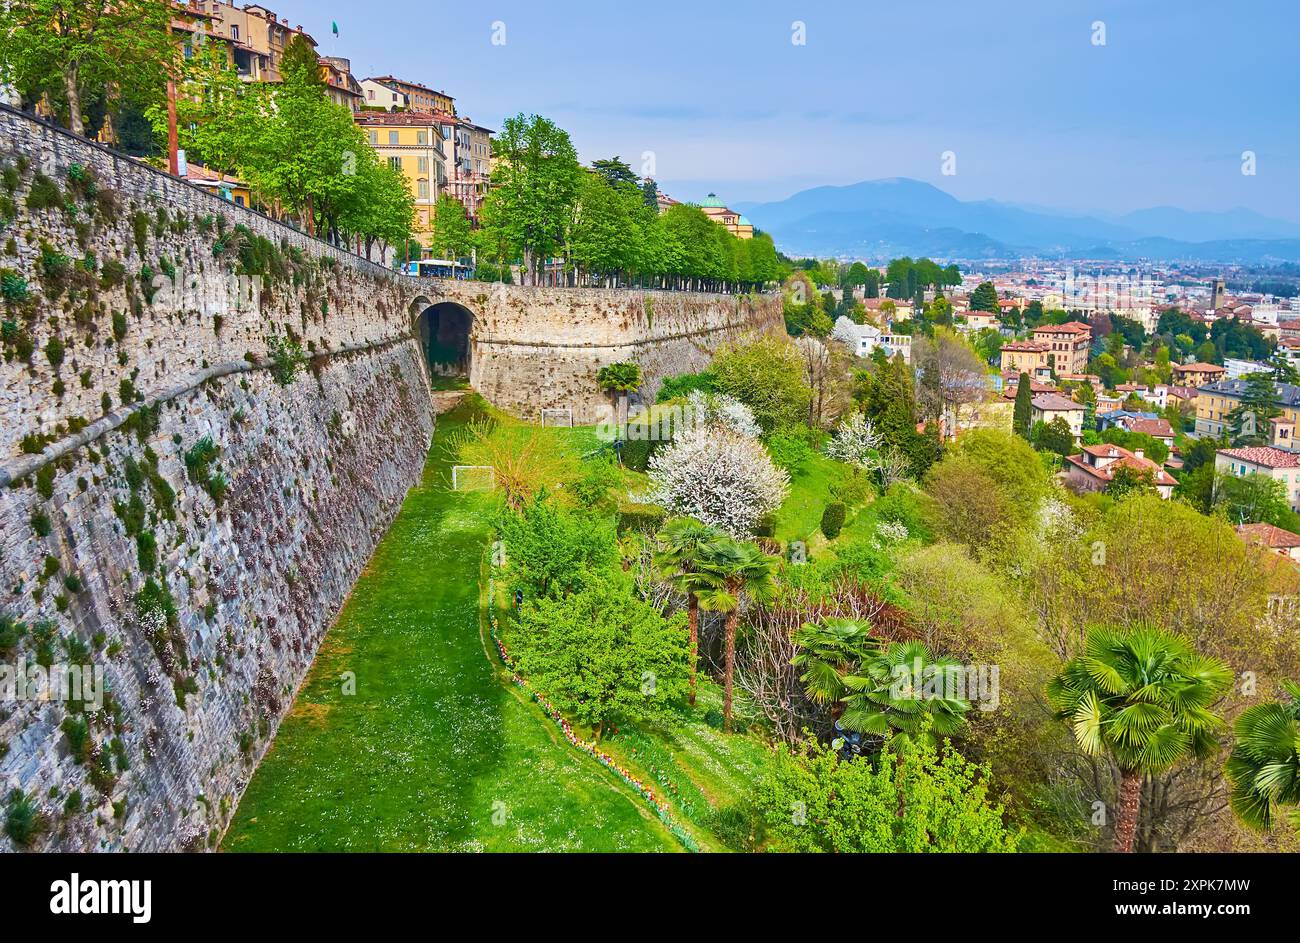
[540,407,574,428]
[451,465,497,492]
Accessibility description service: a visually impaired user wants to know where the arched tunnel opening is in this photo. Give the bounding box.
[414,301,475,384]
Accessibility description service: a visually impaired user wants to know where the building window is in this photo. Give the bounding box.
[416,130,428,145]
[418,180,429,199]
[231,25,239,40]
[367,89,374,100]
[417,156,429,173]
[388,156,402,171]
[367,130,377,145]
[389,131,399,145]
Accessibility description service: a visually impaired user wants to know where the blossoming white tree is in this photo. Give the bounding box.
[648,427,789,537]
[685,390,761,440]
[824,412,882,468]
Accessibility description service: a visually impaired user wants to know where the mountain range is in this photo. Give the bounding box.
[731,178,1300,264]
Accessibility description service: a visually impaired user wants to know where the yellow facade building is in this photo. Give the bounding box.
[356,113,447,242]
[698,194,753,238]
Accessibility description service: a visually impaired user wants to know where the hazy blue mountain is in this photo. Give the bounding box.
[735,178,1300,262]
[1115,206,1300,242]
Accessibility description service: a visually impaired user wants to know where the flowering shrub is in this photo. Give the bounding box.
[647,426,789,537]
[685,390,760,439]
[824,412,882,469]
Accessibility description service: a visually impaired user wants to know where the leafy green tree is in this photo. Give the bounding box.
[1227,680,1300,834]
[430,193,473,260]
[970,281,999,314]
[515,574,689,739]
[569,170,636,282]
[640,177,660,211]
[1227,372,1281,444]
[792,619,968,746]
[590,156,638,190]
[1048,625,1231,852]
[1216,472,1290,526]
[488,113,582,284]
[696,539,779,731]
[1034,415,1076,457]
[856,353,934,478]
[753,734,1018,852]
[711,336,811,433]
[495,497,617,601]
[1106,464,1157,500]
[653,517,727,707]
[0,0,178,136]
[280,34,324,86]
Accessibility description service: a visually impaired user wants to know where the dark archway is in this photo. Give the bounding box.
[413,301,475,383]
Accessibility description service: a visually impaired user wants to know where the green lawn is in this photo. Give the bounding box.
[223,401,681,852]
[773,451,876,554]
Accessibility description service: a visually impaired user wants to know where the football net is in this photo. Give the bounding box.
[540,407,574,428]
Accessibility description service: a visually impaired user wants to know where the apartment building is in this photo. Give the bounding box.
[356,112,448,240]
[438,115,493,221]
[360,79,408,111]
[186,2,317,83]
[367,76,455,115]
[321,56,363,112]
[1195,377,1300,438]
[1030,321,1092,375]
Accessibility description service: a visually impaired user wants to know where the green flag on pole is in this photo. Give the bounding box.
[332,21,339,37]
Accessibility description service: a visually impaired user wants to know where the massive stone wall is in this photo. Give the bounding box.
[0,108,432,851]
[415,283,785,424]
[0,106,784,852]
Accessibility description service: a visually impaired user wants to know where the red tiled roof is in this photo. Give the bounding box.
[1218,446,1300,469]
[1033,321,1092,335]
[1127,417,1174,438]
[1173,362,1225,374]
[1067,445,1177,486]
[1001,341,1050,352]
[1237,522,1300,550]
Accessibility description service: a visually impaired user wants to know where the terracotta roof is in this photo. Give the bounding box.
[1238,522,1300,550]
[1127,417,1175,438]
[1218,446,1300,469]
[1173,362,1225,374]
[1067,445,1177,486]
[355,110,447,126]
[1033,321,1092,335]
[1001,341,1050,352]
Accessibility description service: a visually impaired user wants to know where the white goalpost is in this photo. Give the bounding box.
[540,407,574,428]
[451,465,497,491]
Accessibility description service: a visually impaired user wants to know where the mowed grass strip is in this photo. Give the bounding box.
[223,402,680,852]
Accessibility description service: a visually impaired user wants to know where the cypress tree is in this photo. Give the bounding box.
[1013,371,1033,439]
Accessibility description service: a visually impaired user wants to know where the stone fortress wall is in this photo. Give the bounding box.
[0,105,783,851]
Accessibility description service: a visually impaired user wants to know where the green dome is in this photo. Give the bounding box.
[699,192,726,208]
[738,215,752,225]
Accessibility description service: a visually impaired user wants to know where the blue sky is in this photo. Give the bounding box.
[274,0,1299,220]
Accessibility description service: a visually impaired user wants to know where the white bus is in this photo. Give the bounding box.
[406,258,473,279]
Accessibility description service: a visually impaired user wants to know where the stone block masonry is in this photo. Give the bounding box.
[0,107,433,851]
[0,105,784,851]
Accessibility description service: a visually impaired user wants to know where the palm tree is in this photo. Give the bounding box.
[792,619,968,748]
[653,517,726,706]
[696,539,778,731]
[1047,625,1232,853]
[1227,680,1300,833]
[596,361,641,431]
